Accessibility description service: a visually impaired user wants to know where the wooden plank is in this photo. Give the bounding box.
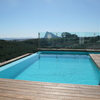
[0,92,36,100]
[0,78,99,88]
[0,78,100,100]
[89,54,100,69]
[0,81,100,95]
[0,78,100,90]
[0,79,100,94]
[38,48,100,52]
[34,97,59,100]
[0,53,32,66]
[0,96,26,100]
[80,97,100,100]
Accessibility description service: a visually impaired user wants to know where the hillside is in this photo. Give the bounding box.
[0,34,100,62]
[0,39,38,63]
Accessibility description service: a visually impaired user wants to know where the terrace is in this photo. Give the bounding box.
[0,78,100,100]
[0,32,100,99]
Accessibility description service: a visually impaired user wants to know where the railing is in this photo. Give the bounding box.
[38,32,100,49]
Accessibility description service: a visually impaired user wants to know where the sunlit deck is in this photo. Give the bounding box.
[0,53,32,67]
[37,48,100,52]
[0,78,100,100]
[0,51,100,99]
[90,54,100,70]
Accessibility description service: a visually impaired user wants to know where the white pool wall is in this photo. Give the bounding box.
[0,53,38,79]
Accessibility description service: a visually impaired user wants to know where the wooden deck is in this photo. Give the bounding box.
[0,53,32,67]
[0,51,100,99]
[38,48,100,52]
[0,78,100,100]
[90,54,100,70]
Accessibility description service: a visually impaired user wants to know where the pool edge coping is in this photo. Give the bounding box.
[37,48,100,52]
[0,53,33,67]
[89,54,100,70]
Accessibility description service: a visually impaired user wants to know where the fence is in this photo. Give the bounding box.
[38,32,100,49]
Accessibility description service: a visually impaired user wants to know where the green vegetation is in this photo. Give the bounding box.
[39,32,100,49]
[0,39,38,62]
[0,32,100,63]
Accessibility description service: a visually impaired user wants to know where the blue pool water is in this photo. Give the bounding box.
[0,51,100,85]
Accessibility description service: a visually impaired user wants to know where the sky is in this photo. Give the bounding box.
[0,0,100,38]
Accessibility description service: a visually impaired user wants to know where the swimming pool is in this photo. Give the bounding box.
[0,51,100,85]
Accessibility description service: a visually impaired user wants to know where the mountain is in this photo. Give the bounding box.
[44,32,58,38]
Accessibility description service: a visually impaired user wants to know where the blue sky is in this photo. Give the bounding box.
[0,0,100,38]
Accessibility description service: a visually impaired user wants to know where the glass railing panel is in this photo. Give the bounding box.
[38,32,100,49]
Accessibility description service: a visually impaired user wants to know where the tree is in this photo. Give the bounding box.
[61,32,71,38]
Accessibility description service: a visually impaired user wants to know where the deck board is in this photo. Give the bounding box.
[0,53,32,67]
[38,48,100,52]
[0,78,100,100]
[89,54,100,70]
[0,53,100,99]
